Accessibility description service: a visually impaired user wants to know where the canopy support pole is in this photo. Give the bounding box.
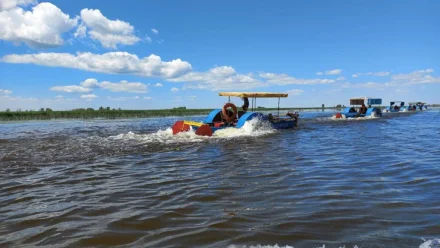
[278,97,280,116]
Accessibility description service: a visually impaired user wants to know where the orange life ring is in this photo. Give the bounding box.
[335,113,342,118]
[222,103,237,122]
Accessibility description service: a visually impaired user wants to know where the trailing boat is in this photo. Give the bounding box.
[407,102,428,111]
[172,92,299,136]
[385,101,407,112]
[333,97,382,119]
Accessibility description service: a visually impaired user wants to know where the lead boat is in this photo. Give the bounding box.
[172,92,299,136]
[333,97,383,119]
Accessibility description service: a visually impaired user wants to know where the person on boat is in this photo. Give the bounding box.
[394,105,400,111]
[359,104,367,114]
[349,107,357,113]
[238,97,249,118]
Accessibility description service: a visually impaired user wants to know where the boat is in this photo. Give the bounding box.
[172,92,299,136]
[407,102,428,111]
[333,97,383,119]
[385,101,406,112]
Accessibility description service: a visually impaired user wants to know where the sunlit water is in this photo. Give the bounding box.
[1,110,439,248]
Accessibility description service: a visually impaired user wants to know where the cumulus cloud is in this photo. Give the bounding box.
[325,69,342,75]
[171,66,267,90]
[80,94,97,99]
[78,8,140,48]
[52,78,148,93]
[151,28,158,34]
[155,83,163,87]
[50,85,92,93]
[336,77,345,81]
[100,80,147,93]
[391,69,436,83]
[352,71,391,77]
[286,89,304,96]
[107,96,140,101]
[80,78,100,88]
[170,87,179,92]
[0,89,13,94]
[0,2,78,48]
[259,73,335,85]
[0,0,35,10]
[2,52,192,78]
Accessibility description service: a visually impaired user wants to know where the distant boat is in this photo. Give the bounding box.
[333,97,382,119]
[172,92,299,136]
[384,101,407,112]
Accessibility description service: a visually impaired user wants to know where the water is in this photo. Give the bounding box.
[1,110,439,248]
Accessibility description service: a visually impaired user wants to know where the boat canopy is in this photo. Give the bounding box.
[390,101,404,106]
[350,97,382,105]
[219,92,288,98]
[368,98,382,105]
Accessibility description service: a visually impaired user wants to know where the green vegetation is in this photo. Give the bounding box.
[0,105,361,121]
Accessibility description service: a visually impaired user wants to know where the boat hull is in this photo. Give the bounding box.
[172,110,298,136]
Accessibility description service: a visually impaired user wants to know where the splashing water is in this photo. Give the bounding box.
[420,239,440,248]
[107,118,276,144]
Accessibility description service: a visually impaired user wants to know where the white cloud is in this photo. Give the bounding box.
[171,87,179,93]
[52,79,148,93]
[151,28,158,34]
[352,71,390,77]
[0,89,13,94]
[171,66,267,90]
[336,77,345,81]
[259,73,335,85]
[107,96,140,101]
[286,89,304,96]
[325,69,342,75]
[187,95,196,100]
[0,2,78,48]
[50,85,92,93]
[80,78,100,88]
[2,52,192,78]
[100,80,148,93]
[391,69,437,84]
[0,0,35,10]
[80,94,97,99]
[78,8,140,48]
[155,83,163,87]
[55,95,64,99]
[143,96,152,100]
[145,35,152,43]
[316,72,323,76]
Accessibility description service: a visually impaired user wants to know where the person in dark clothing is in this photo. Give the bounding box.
[359,104,367,114]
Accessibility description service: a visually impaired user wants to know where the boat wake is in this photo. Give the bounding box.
[107,118,276,144]
[227,239,440,248]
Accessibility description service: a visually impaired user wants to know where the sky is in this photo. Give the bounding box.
[0,0,439,110]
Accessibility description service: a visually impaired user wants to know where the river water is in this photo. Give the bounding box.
[1,110,439,248]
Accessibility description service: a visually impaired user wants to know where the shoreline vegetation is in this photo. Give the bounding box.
[0,105,437,121]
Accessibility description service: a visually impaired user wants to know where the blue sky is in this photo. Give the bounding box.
[1,0,439,110]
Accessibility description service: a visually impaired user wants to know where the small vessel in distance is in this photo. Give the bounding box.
[172,92,299,136]
[407,102,428,111]
[333,97,383,119]
[385,101,406,112]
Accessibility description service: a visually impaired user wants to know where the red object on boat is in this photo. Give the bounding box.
[335,113,342,118]
[172,121,190,135]
[195,124,213,136]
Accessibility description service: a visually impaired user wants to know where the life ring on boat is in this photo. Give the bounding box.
[335,112,342,118]
[222,103,237,122]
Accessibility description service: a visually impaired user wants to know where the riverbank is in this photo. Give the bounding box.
[0,107,344,121]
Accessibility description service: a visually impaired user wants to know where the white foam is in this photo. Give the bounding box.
[420,239,440,248]
[107,118,276,144]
